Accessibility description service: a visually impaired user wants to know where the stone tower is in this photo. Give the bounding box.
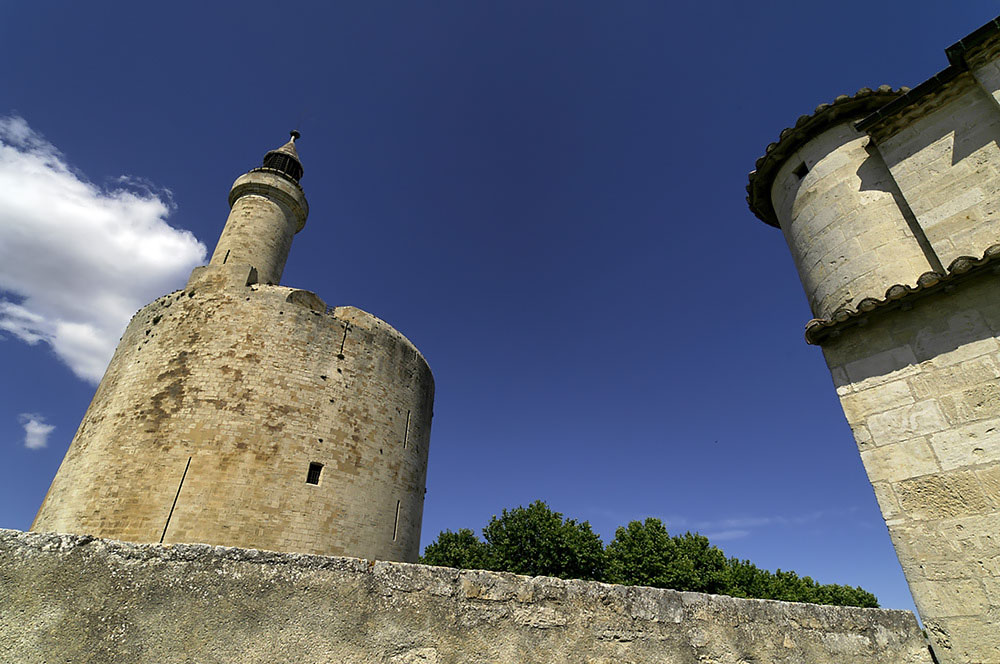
[747,17,1000,664]
[32,133,434,563]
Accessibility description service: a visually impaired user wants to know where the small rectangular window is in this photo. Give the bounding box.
[793,162,809,179]
[306,462,323,485]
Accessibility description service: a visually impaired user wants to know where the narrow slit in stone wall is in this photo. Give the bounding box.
[403,410,410,449]
[161,456,192,543]
[392,500,400,541]
[337,324,349,359]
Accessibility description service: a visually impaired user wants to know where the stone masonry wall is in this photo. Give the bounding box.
[874,72,1000,268]
[0,529,933,664]
[823,274,1000,664]
[31,264,433,562]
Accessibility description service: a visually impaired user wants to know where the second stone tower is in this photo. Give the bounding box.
[32,133,434,563]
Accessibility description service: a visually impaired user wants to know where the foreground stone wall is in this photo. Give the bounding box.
[0,529,932,664]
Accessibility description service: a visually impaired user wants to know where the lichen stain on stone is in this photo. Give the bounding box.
[220,365,244,383]
[264,404,293,433]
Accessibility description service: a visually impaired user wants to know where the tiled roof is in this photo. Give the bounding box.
[746,86,907,228]
[804,244,1000,345]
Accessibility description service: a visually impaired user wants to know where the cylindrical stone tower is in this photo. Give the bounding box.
[32,134,434,563]
[749,45,1000,661]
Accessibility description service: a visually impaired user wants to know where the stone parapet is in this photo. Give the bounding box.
[0,529,933,664]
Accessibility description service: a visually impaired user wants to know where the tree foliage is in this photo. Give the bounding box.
[482,501,605,581]
[605,519,728,594]
[419,528,489,569]
[725,558,878,607]
[420,505,878,608]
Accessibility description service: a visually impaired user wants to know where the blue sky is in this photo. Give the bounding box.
[2,2,997,615]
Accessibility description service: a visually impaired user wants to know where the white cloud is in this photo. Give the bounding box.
[0,116,207,383]
[695,511,834,531]
[19,413,55,450]
[695,508,862,541]
[703,529,751,541]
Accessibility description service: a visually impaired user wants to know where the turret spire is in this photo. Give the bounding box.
[262,130,304,183]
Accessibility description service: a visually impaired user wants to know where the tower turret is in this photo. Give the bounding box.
[748,88,941,322]
[209,131,309,285]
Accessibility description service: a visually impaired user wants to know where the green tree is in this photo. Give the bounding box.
[724,558,878,608]
[725,558,770,599]
[606,519,729,594]
[419,528,489,569]
[482,500,605,581]
[419,504,879,609]
[605,518,678,587]
[669,531,730,594]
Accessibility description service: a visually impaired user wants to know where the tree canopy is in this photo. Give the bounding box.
[482,501,604,581]
[419,528,489,570]
[419,503,878,608]
[605,518,729,594]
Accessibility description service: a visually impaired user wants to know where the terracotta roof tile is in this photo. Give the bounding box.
[746,87,907,227]
[804,244,1000,344]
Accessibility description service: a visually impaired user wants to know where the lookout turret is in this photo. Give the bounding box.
[208,131,309,285]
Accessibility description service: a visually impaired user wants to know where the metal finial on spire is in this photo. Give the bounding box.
[290,130,301,141]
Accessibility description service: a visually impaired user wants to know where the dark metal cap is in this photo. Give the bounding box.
[262,131,304,183]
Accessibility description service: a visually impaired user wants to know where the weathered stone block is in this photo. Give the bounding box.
[871,481,901,518]
[860,437,939,482]
[866,400,949,446]
[909,354,1000,400]
[851,424,874,452]
[843,346,919,388]
[925,615,1000,664]
[973,463,1000,509]
[894,471,993,520]
[840,379,914,424]
[913,320,997,366]
[928,420,1000,470]
[939,383,1000,426]
[909,577,991,618]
